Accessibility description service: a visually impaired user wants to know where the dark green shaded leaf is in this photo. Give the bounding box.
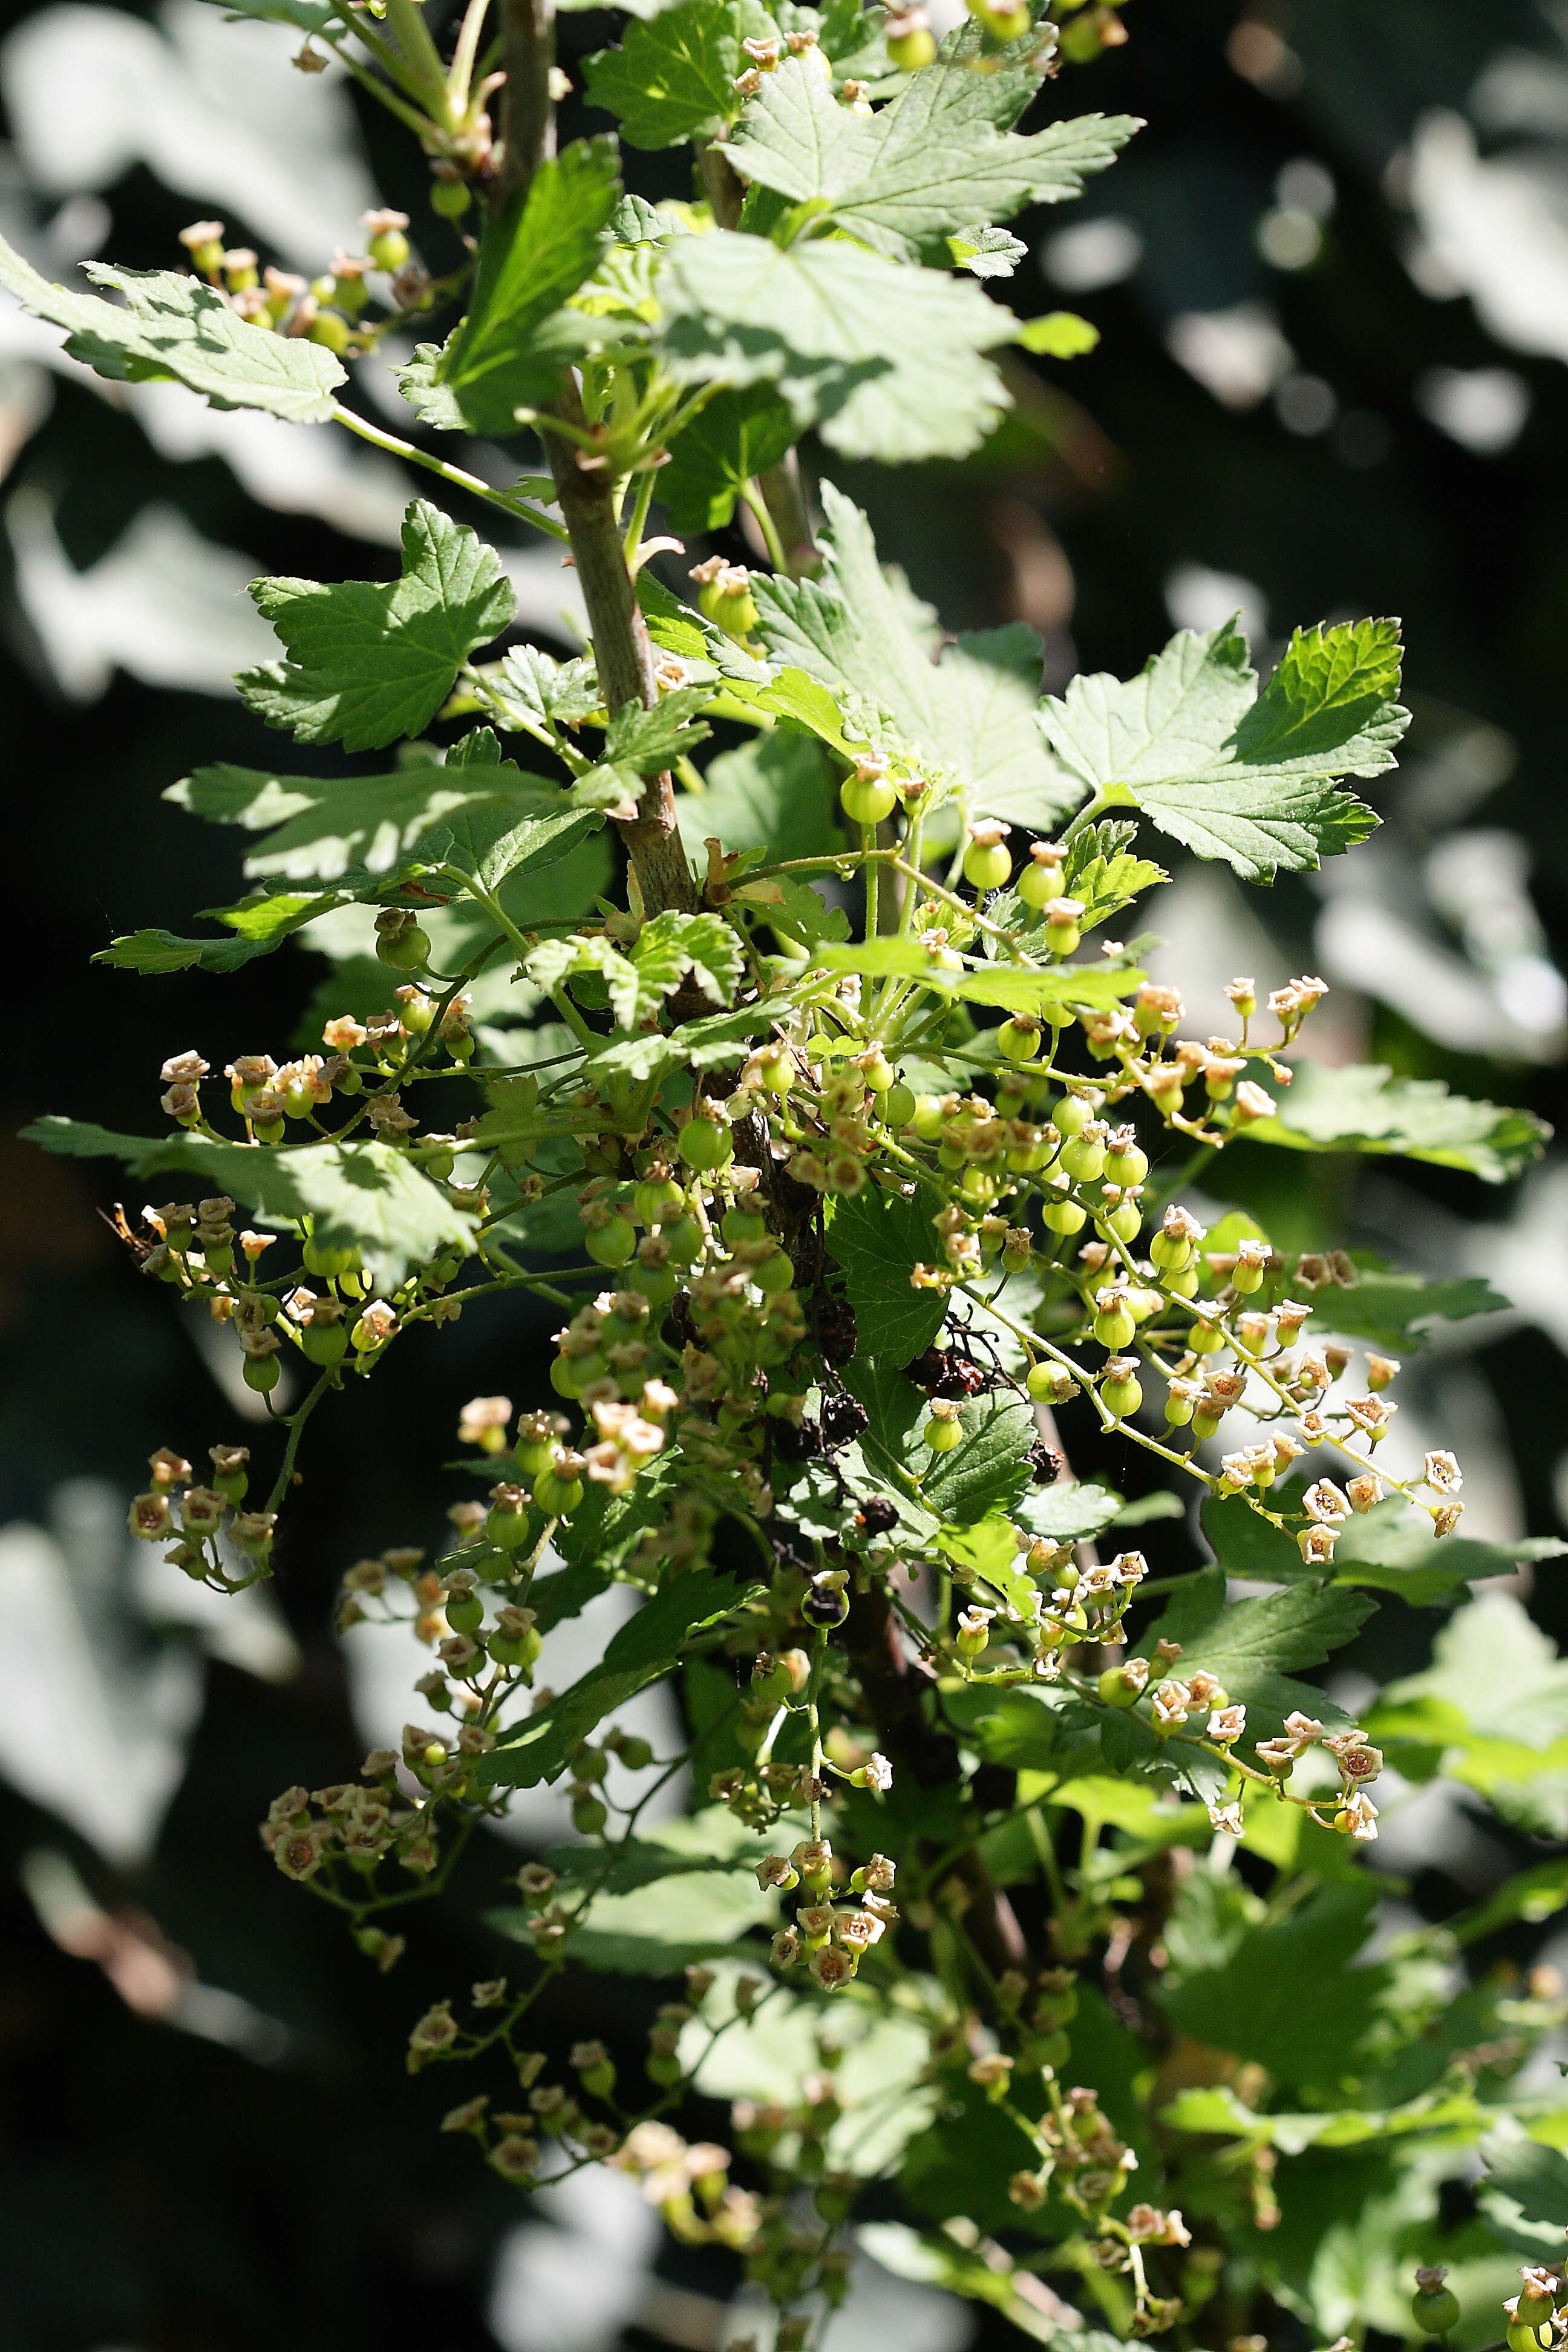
[481,1566,762,1786]
[585,0,770,148]
[661,383,798,533]
[825,1184,947,1365]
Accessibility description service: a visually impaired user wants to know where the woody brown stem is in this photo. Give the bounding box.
[497,0,555,207]
[840,1584,1029,1982]
[497,0,697,913]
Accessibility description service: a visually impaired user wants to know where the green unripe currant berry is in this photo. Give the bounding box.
[662,1216,704,1267]
[911,1094,947,1140]
[840,772,898,826]
[1045,909,1082,956]
[534,1468,584,1517]
[550,1354,583,1399]
[1165,1264,1200,1298]
[445,1590,483,1635]
[572,1792,608,1835]
[754,1050,795,1096]
[1105,1143,1149,1187]
[634,1177,685,1226]
[924,1413,964,1454]
[1053,1093,1093,1137]
[488,1624,541,1670]
[1043,1197,1087,1235]
[962,838,1012,893]
[308,308,353,353]
[1233,1258,1266,1295]
[997,1016,1041,1063]
[697,575,760,641]
[1411,2287,1462,2338]
[1094,1307,1136,1350]
[1149,1227,1192,1271]
[753,1250,796,1296]
[1164,1388,1195,1426]
[243,1353,281,1394]
[1018,853,1065,910]
[1187,1321,1226,1355]
[488,1500,531,1550]
[886,21,937,65]
[679,1116,732,1172]
[647,2049,682,2086]
[586,1215,638,1267]
[1102,1372,1143,1418]
[960,1165,998,1205]
[880,1082,916,1130]
[368,225,410,272]
[431,175,471,218]
[1103,1200,1143,1245]
[630,1259,679,1309]
[1099,1665,1142,1708]
[971,0,1031,37]
[301,1321,347,1366]
[722,1206,768,1246]
[1508,2322,1552,2352]
[376,922,430,972]
[1026,1362,1067,1403]
[1060,1135,1106,1183]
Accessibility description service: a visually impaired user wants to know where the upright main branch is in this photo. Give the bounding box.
[497,0,555,210]
[497,0,699,913]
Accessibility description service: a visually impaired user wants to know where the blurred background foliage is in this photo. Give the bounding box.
[5,0,1568,2344]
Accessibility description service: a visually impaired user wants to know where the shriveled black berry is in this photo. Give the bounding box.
[815,1296,858,1367]
[857,1495,898,1535]
[774,1416,823,1462]
[903,1345,949,1393]
[1028,1440,1063,1486]
[821,1393,869,1448]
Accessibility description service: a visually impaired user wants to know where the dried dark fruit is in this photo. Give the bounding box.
[774,1416,823,1462]
[821,1393,869,1449]
[856,1495,898,1535]
[814,1295,858,1367]
[1028,1441,1063,1486]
